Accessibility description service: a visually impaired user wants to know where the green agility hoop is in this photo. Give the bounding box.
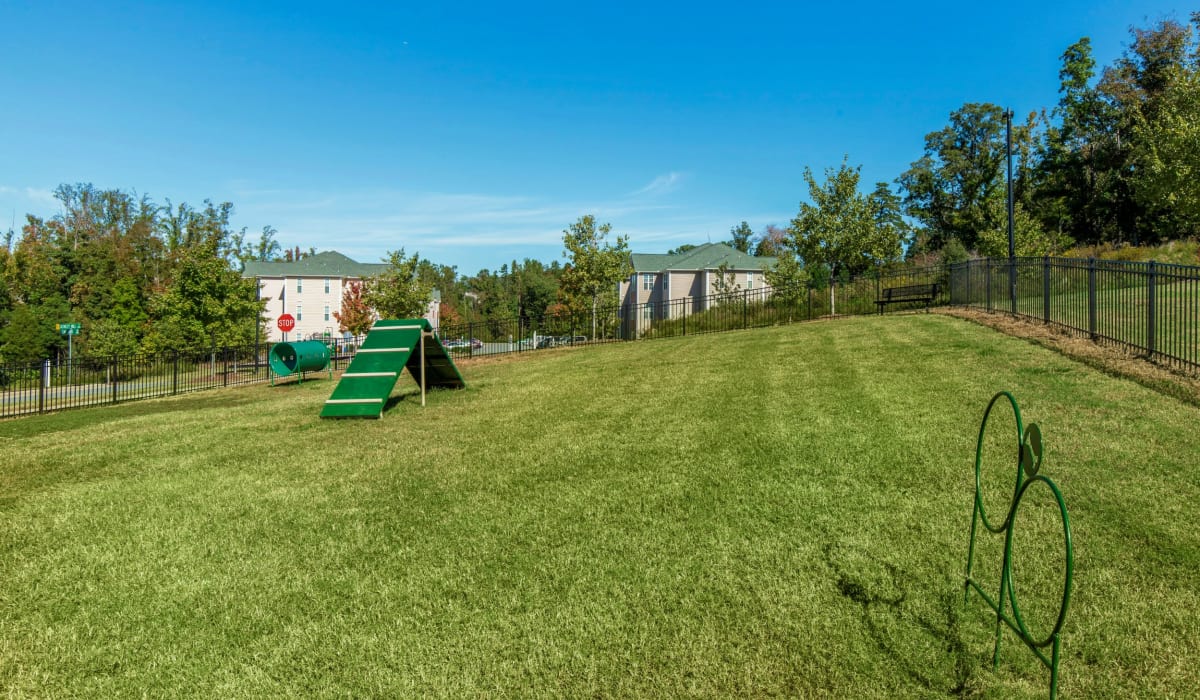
[964,391,1074,699]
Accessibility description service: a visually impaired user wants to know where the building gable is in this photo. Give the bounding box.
[630,243,776,273]
[242,251,388,279]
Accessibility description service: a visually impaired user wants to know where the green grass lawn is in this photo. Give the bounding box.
[2,315,1198,697]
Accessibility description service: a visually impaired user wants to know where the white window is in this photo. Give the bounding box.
[324,278,330,294]
[662,275,669,299]
[324,305,330,321]
[642,273,654,291]
[746,272,754,289]
[297,304,303,321]
[297,278,303,294]
[642,303,653,321]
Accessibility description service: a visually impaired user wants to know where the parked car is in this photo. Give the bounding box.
[471,338,483,349]
[443,339,468,349]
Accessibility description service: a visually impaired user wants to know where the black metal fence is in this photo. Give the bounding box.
[4,256,1196,419]
[949,257,1200,372]
[0,341,375,419]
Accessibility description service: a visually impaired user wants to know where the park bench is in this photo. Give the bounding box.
[875,283,940,314]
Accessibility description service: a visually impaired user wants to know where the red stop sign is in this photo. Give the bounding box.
[277,313,296,332]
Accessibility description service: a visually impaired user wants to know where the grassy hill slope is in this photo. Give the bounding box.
[2,315,1197,697]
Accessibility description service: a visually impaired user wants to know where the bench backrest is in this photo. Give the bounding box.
[882,283,939,301]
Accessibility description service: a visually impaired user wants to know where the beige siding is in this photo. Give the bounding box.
[256,274,438,342]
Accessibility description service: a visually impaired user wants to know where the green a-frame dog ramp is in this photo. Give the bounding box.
[320,319,465,418]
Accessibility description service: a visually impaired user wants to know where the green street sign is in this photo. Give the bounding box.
[57,322,81,335]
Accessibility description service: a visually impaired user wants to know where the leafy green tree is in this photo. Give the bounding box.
[976,198,1067,258]
[790,159,907,314]
[1133,67,1200,236]
[82,278,150,355]
[1128,16,1200,238]
[560,215,631,336]
[255,226,282,262]
[727,221,753,253]
[764,251,809,319]
[666,243,698,255]
[711,262,740,303]
[1033,38,1124,244]
[0,304,64,365]
[363,249,434,320]
[146,239,262,352]
[868,182,913,264]
[898,103,1036,253]
[87,318,141,358]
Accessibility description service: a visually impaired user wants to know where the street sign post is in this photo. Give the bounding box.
[57,322,81,384]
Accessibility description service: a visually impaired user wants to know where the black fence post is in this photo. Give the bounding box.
[173,352,179,395]
[1043,256,1051,323]
[38,359,46,414]
[985,258,993,312]
[111,355,118,404]
[468,322,474,358]
[223,348,229,387]
[1010,257,1018,315]
[743,290,748,329]
[1147,261,1157,359]
[1088,258,1098,339]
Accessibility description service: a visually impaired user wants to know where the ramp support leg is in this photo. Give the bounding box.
[420,331,427,407]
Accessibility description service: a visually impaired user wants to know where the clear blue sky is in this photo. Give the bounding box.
[1,1,1189,274]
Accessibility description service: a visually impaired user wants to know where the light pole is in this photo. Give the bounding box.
[1006,108,1016,314]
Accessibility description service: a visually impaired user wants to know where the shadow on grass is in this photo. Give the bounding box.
[822,540,983,698]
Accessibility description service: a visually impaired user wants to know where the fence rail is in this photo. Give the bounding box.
[3,255,1197,419]
[948,256,1200,372]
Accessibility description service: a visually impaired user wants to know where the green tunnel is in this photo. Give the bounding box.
[269,341,331,377]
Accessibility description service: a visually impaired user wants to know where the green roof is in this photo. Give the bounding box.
[242,251,387,279]
[630,243,776,273]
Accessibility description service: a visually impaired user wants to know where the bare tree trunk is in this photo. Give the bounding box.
[829,280,836,316]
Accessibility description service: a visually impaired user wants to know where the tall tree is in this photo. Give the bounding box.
[898,103,1037,253]
[727,221,753,253]
[560,215,631,337]
[363,249,434,320]
[1129,15,1200,238]
[1033,38,1122,244]
[790,159,907,314]
[1094,17,1196,243]
[1133,67,1200,236]
[145,238,263,352]
[753,225,788,258]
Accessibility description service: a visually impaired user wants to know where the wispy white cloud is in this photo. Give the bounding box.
[24,187,56,204]
[0,185,55,205]
[224,176,782,271]
[630,171,685,197]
